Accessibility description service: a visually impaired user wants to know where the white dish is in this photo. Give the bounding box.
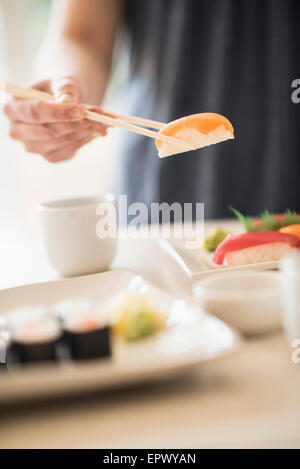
[159,238,279,280]
[280,254,300,342]
[194,272,282,335]
[0,270,238,403]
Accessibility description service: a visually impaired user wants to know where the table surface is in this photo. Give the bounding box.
[0,221,300,449]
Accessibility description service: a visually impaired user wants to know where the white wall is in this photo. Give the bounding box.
[0,0,118,238]
[0,112,116,233]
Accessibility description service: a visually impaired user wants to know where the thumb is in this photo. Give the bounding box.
[51,76,83,103]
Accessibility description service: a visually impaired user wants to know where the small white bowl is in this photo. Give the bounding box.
[193,272,282,335]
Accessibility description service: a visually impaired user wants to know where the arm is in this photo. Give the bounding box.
[36,0,122,104]
[4,0,122,163]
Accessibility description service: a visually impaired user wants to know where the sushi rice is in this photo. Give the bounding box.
[225,242,298,266]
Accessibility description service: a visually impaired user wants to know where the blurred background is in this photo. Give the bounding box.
[0,0,125,238]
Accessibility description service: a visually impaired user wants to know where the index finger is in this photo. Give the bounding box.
[4,99,85,124]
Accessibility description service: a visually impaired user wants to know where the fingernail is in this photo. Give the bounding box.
[68,107,84,120]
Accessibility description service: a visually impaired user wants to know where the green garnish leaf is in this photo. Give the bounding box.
[280,210,300,227]
[229,206,256,232]
[229,206,300,232]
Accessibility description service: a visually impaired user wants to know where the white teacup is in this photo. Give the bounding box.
[37,195,117,277]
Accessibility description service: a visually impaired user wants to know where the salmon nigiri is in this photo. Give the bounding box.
[279,224,300,241]
[155,113,234,158]
[213,231,300,266]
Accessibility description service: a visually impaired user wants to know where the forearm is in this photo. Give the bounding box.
[35,37,109,105]
[34,0,122,105]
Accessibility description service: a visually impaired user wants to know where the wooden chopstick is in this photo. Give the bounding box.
[2,81,195,150]
[3,81,164,129]
[104,111,164,130]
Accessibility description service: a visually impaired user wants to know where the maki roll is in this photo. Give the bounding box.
[51,298,94,357]
[6,308,61,364]
[52,298,93,323]
[213,231,300,266]
[63,315,111,361]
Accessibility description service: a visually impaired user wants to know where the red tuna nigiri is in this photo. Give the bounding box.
[213,231,300,266]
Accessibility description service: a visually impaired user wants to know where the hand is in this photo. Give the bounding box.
[3,76,108,163]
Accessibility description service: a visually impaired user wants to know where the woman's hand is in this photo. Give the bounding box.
[3,76,108,163]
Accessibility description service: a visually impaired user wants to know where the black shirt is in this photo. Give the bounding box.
[114,0,300,219]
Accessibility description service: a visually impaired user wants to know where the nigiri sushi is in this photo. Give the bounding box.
[155,113,234,157]
[213,231,300,266]
[279,224,300,241]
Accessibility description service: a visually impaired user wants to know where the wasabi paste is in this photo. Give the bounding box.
[124,309,157,341]
[203,228,231,252]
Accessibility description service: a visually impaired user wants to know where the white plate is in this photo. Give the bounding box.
[0,270,238,403]
[159,239,279,280]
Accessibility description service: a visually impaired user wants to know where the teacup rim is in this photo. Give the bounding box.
[37,193,115,212]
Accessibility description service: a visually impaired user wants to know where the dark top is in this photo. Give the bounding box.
[114,0,300,220]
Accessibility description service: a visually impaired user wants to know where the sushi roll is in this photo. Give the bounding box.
[63,314,111,361]
[52,298,100,358]
[52,298,93,323]
[213,231,300,266]
[6,308,61,364]
[51,298,95,358]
